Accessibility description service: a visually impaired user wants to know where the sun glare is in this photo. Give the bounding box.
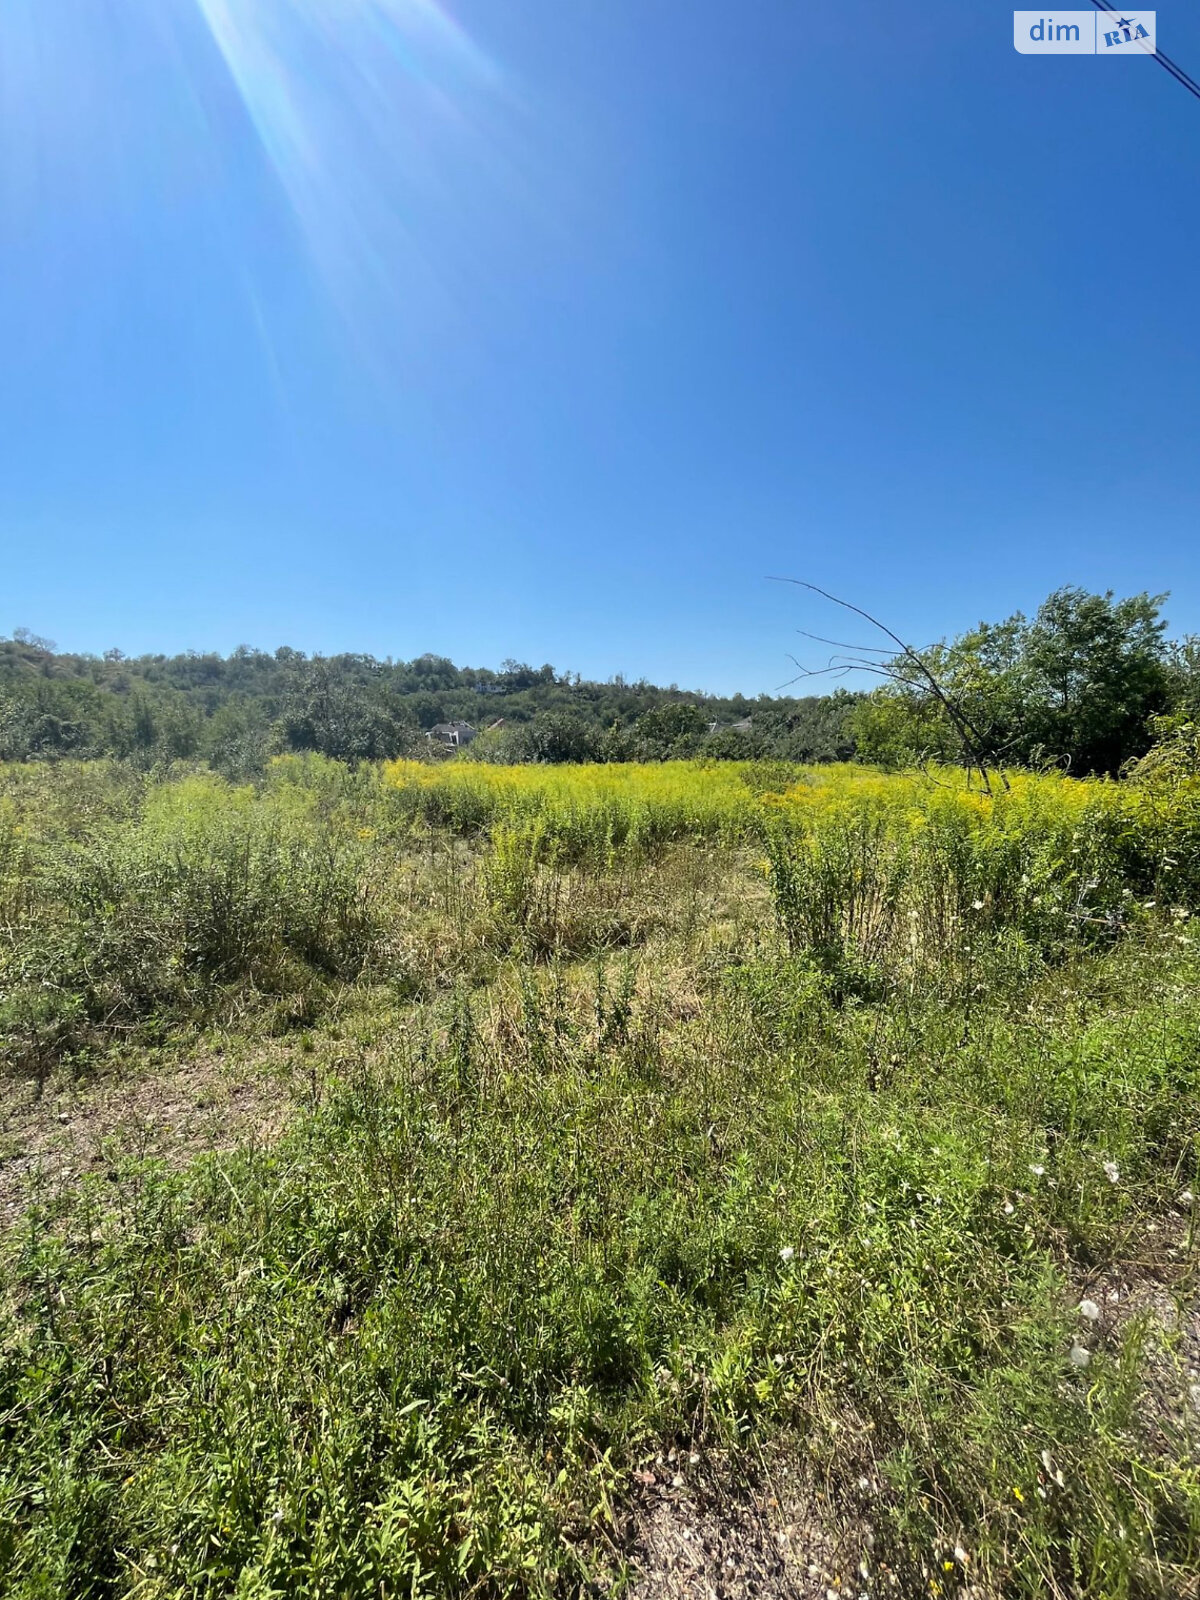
[188,0,510,321]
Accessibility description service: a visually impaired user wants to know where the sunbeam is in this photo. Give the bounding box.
[0,0,583,383]
[187,0,517,337]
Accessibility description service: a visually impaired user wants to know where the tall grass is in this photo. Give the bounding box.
[382,756,1200,901]
[2,756,1200,1595]
[762,767,1200,987]
[4,757,1199,1075]
[0,768,389,1070]
[2,930,1199,1596]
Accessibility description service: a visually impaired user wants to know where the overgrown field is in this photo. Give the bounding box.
[2,757,1200,1597]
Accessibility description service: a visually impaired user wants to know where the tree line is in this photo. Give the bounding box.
[0,632,858,775]
[2,586,1196,776]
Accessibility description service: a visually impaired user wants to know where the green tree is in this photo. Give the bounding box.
[848,588,1170,776]
[1165,635,1200,723]
[528,712,599,764]
[1018,588,1168,772]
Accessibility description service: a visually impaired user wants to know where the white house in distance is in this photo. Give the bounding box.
[426,720,477,748]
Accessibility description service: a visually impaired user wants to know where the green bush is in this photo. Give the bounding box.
[0,773,387,1069]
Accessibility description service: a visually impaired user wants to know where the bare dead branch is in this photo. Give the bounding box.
[795,630,893,655]
[769,577,1011,794]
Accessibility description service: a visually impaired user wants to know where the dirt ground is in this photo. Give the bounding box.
[0,1047,300,1232]
[622,1449,867,1600]
[1078,1236,1200,1466]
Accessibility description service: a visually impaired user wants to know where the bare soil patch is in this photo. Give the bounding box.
[624,1453,861,1600]
[0,1047,300,1232]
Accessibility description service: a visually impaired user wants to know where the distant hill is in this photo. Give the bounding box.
[0,634,860,776]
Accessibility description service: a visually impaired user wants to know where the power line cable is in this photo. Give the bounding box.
[1090,0,1200,95]
[1086,0,1200,102]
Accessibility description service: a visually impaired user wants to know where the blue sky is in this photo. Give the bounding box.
[2,1,1198,694]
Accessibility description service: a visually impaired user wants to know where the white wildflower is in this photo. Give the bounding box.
[779,1245,795,1262]
[1102,1160,1120,1184]
[971,900,985,912]
[1078,1299,1101,1322]
[1029,1164,1045,1178]
[1181,1190,1195,1205]
[1069,1344,1091,1369]
[1003,1200,1015,1215]
[954,1545,970,1567]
